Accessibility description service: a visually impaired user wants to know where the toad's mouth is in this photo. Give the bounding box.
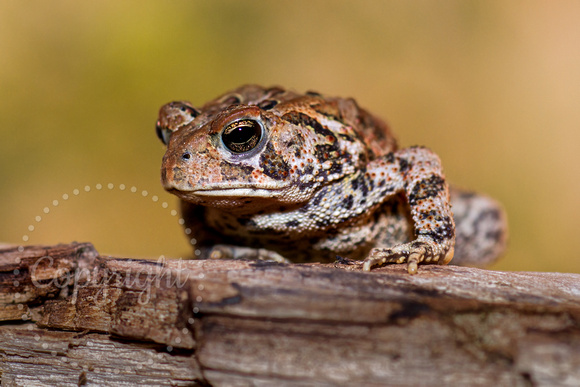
[166,184,288,200]
[192,187,282,198]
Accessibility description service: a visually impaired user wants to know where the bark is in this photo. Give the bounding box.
[0,243,579,386]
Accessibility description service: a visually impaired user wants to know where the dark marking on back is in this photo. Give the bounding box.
[258,99,278,110]
[282,111,337,140]
[399,158,411,173]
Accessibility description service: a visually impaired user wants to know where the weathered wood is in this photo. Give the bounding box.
[0,324,200,387]
[1,243,580,386]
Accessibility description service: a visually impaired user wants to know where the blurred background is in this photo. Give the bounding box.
[0,1,578,272]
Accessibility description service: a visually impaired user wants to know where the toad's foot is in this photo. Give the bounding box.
[362,241,455,274]
[208,244,290,264]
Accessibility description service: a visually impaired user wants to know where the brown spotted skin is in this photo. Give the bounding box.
[158,85,508,273]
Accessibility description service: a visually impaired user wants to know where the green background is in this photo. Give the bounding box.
[1,1,578,273]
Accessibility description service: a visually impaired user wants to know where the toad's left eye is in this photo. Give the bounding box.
[156,124,172,145]
[222,119,262,153]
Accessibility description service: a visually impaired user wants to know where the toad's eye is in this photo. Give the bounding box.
[156,124,172,145]
[155,101,200,146]
[222,119,262,153]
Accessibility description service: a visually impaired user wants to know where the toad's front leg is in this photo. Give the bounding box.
[362,146,455,274]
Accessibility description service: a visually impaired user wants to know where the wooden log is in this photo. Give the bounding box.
[0,324,201,387]
[1,243,579,386]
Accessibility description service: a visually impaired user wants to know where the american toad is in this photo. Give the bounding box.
[157,85,507,273]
